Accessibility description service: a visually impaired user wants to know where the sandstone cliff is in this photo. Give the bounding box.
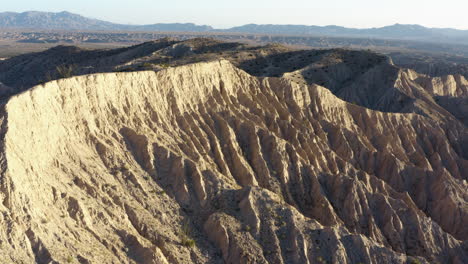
[0,60,466,263]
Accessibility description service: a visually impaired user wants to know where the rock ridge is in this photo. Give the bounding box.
[0,60,466,263]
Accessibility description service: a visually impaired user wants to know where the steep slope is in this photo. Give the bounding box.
[232,47,468,128]
[0,60,466,263]
[0,38,246,94]
[2,38,464,125]
[0,39,180,92]
[405,70,468,126]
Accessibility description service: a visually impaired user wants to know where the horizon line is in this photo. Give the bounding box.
[2,10,468,31]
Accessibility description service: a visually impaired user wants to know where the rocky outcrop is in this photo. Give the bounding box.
[413,73,468,98]
[402,70,468,127]
[0,60,466,263]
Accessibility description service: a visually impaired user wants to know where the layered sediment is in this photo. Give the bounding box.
[0,60,466,263]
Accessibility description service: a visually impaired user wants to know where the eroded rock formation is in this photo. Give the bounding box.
[0,60,466,263]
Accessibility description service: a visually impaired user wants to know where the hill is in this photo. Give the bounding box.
[0,39,466,263]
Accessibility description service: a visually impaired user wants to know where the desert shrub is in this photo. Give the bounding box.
[278,233,286,240]
[45,71,53,81]
[180,221,195,247]
[142,62,154,69]
[120,164,129,171]
[182,238,195,247]
[56,64,76,78]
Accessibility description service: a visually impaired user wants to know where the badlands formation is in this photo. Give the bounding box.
[0,39,467,263]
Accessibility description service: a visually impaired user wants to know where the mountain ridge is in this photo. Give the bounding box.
[225,23,468,42]
[1,11,468,44]
[0,11,214,32]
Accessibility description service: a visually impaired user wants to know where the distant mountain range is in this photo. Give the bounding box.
[225,24,468,43]
[1,11,468,44]
[0,11,213,32]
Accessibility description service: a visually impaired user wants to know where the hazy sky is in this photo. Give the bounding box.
[3,0,468,29]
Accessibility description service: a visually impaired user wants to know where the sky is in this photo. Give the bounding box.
[2,0,468,29]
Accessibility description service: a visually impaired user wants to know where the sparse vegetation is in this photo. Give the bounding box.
[278,233,286,240]
[180,221,195,248]
[142,62,154,69]
[182,238,195,247]
[118,67,136,72]
[120,164,129,171]
[45,71,53,82]
[56,64,76,79]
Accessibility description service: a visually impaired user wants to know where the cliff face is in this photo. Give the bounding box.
[406,71,468,126]
[412,72,468,98]
[0,60,466,264]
